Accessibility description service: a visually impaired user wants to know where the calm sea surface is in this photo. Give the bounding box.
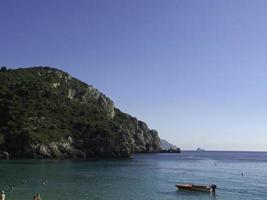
[0,151,267,200]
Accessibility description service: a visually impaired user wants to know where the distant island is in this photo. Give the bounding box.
[196,147,206,152]
[0,66,166,159]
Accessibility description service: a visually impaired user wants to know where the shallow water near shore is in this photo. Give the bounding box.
[0,151,267,200]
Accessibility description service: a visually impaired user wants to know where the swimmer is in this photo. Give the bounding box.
[42,180,47,185]
[1,191,5,200]
[36,193,42,200]
[7,185,14,192]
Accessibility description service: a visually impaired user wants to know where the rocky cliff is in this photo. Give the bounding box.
[0,66,162,159]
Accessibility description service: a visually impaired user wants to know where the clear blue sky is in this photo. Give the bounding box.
[1,0,267,151]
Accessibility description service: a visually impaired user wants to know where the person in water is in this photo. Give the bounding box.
[1,191,5,200]
[36,193,42,200]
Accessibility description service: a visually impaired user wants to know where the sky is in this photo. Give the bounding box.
[1,0,267,151]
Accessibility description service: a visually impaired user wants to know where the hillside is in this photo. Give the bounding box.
[0,66,162,159]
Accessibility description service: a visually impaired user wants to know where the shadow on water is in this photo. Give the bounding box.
[156,188,217,200]
[176,190,217,200]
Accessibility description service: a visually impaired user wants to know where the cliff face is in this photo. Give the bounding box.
[0,67,162,159]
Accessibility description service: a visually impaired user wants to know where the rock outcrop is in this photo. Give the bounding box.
[0,66,162,159]
[160,139,177,150]
[160,139,181,153]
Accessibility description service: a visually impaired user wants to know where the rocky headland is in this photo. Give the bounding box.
[160,139,181,153]
[0,66,163,159]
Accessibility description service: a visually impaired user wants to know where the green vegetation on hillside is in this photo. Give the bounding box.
[0,67,162,158]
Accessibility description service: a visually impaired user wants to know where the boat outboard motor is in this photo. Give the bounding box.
[210,185,216,193]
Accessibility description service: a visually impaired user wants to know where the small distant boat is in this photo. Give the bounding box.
[176,184,216,193]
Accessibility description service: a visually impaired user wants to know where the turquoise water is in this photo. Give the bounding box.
[0,151,267,200]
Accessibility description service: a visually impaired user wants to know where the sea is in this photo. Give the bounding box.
[0,151,267,200]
